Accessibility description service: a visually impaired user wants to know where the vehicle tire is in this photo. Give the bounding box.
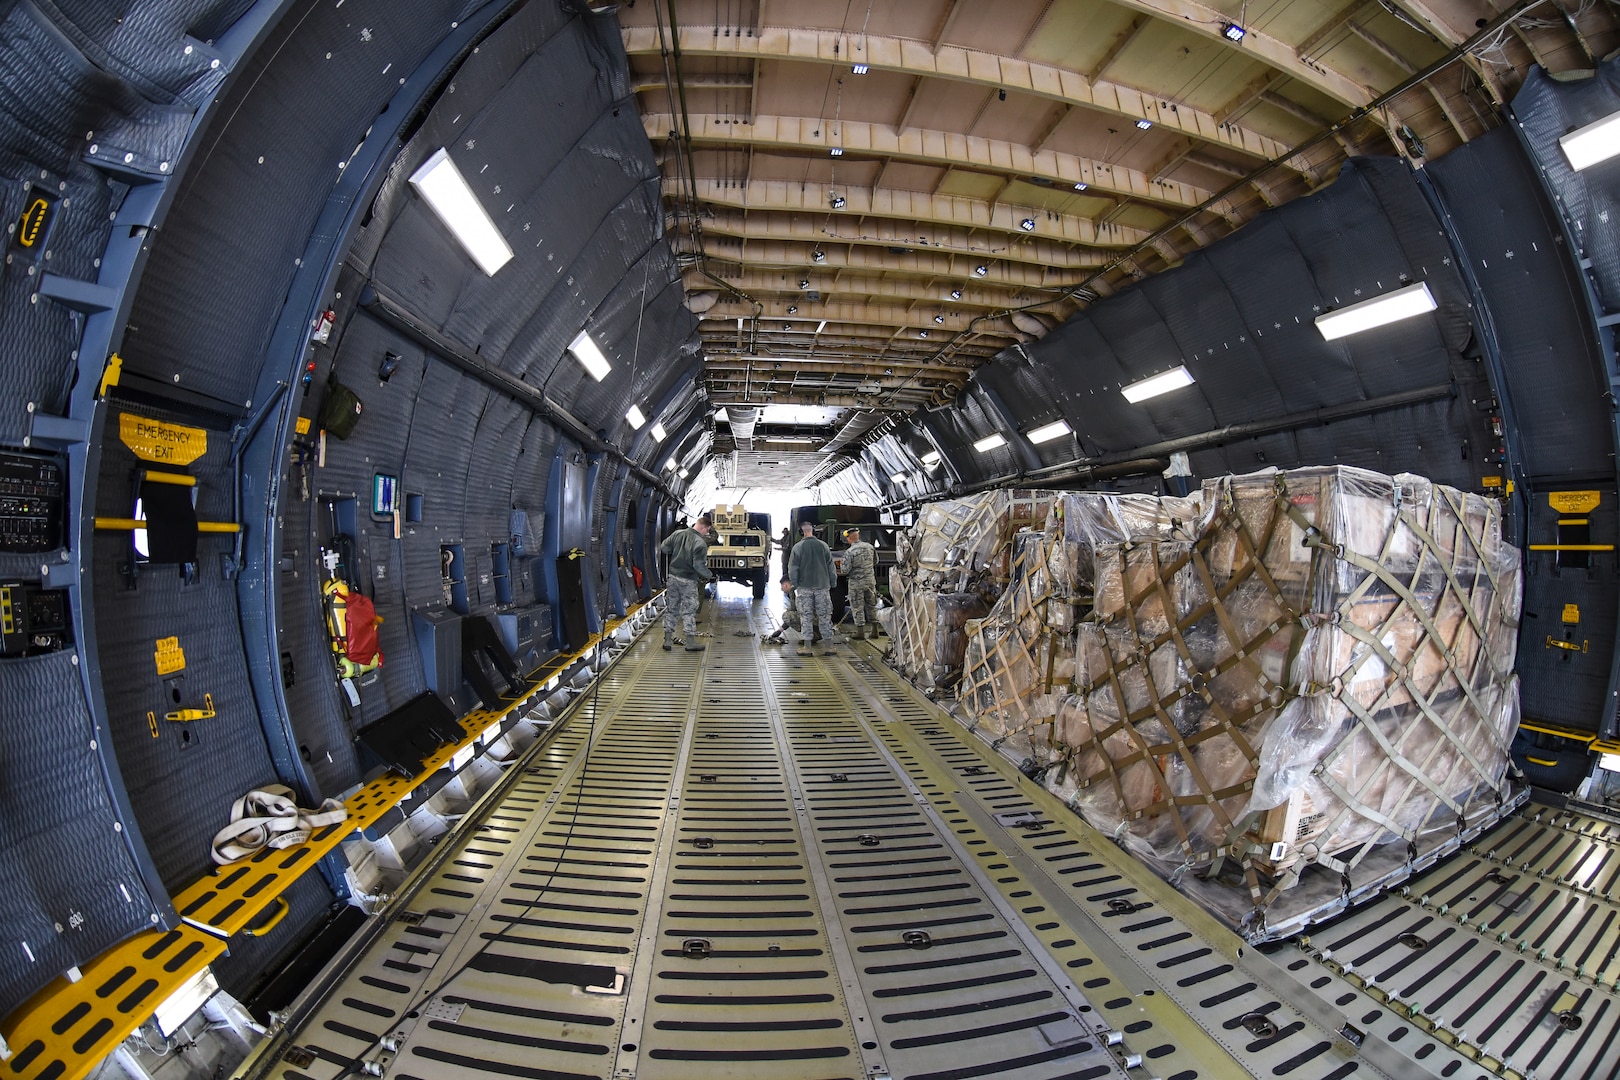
[751,569,767,600]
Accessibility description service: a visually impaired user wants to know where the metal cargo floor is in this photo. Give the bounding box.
[265,595,1619,1080]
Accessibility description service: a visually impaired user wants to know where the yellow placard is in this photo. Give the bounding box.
[16,197,50,248]
[119,413,207,465]
[295,416,311,435]
[154,636,186,675]
[1562,604,1581,625]
[1550,490,1601,514]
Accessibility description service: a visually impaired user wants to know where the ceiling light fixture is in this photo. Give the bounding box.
[664,456,678,471]
[783,322,792,330]
[974,264,988,276]
[830,147,844,157]
[920,449,941,466]
[949,288,962,300]
[787,305,798,314]
[408,147,514,276]
[1560,109,1620,170]
[933,314,945,324]
[1019,217,1036,231]
[1121,365,1196,403]
[829,194,846,209]
[852,62,869,74]
[679,467,689,479]
[1135,119,1154,130]
[625,404,646,429]
[1314,281,1436,340]
[918,329,929,338]
[812,249,827,262]
[651,422,667,442]
[799,278,810,288]
[973,433,1008,453]
[815,319,828,333]
[1073,181,1088,191]
[567,330,611,381]
[1026,419,1072,443]
[1222,22,1246,41]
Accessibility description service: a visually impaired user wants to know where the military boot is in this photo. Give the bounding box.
[663,629,674,651]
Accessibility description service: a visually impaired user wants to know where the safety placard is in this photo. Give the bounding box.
[154,636,186,675]
[1549,490,1601,514]
[119,413,207,465]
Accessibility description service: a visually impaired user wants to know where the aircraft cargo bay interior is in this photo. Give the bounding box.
[3,2,1620,1079]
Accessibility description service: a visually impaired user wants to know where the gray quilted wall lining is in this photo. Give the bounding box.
[0,650,162,1022]
[93,400,279,890]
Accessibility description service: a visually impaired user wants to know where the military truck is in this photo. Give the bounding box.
[706,504,773,599]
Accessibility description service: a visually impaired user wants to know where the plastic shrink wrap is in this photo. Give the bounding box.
[1047,467,1520,895]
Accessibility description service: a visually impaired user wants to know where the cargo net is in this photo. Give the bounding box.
[890,491,1053,690]
[1037,468,1521,920]
[962,494,1211,741]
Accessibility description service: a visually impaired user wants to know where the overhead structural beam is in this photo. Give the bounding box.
[621,24,1325,173]
[703,298,1010,336]
[675,235,1105,292]
[665,176,1152,249]
[646,112,1227,214]
[682,268,1065,314]
[681,206,1114,272]
[1103,0,1373,107]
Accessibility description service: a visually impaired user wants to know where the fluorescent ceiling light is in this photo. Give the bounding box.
[852,63,869,74]
[1121,366,1195,403]
[1073,182,1088,191]
[974,264,988,276]
[1222,22,1246,41]
[1135,119,1153,130]
[651,422,667,442]
[1314,281,1436,341]
[933,314,944,324]
[920,449,941,465]
[973,433,1007,453]
[813,249,827,262]
[567,330,611,381]
[625,404,646,429]
[1019,217,1036,231]
[830,194,846,209]
[409,148,513,276]
[830,147,844,157]
[949,289,962,300]
[1559,109,1620,170]
[1027,419,1072,443]
[815,319,828,333]
[664,456,678,471]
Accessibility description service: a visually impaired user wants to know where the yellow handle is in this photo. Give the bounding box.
[1526,756,1559,767]
[242,897,288,938]
[95,517,240,534]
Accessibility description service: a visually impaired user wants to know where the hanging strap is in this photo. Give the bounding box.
[210,784,349,865]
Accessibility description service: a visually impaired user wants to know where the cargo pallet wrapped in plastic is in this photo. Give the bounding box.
[962,493,1212,743]
[889,490,1054,690]
[961,530,1070,736]
[1039,467,1522,939]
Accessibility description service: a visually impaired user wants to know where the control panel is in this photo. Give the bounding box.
[0,451,65,553]
[0,582,71,655]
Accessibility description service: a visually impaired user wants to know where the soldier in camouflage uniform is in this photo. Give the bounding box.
[788,520,844,655]
[841,528,881,639]
[660,515,712,651]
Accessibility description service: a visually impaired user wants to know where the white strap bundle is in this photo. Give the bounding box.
[210,785,349,865]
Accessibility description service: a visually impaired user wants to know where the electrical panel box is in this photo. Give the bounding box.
[0,451,65,553]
